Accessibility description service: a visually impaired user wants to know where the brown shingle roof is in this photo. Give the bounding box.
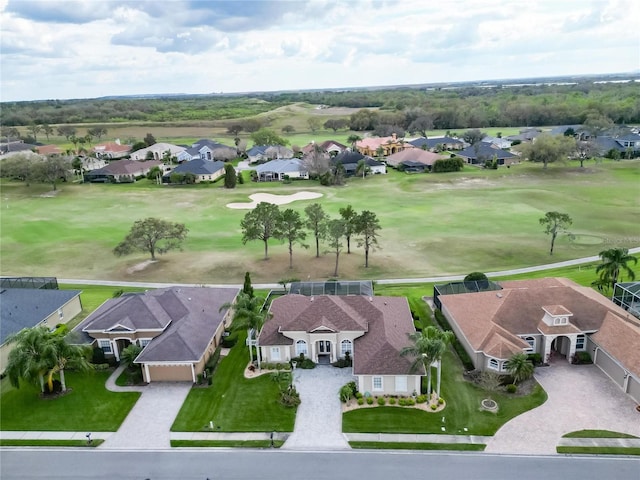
[591,312,640,377]
[385,148,445,167]
[260,295,419,375]
[99,159,162,175]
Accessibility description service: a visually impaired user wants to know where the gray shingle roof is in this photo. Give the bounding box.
[456,143,517,160]
[255,159,306,175]
[1,288,81,345]
[170,159,225,176]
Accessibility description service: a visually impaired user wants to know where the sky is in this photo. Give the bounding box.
[1,0,639,102]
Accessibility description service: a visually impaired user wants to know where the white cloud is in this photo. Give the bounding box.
[0,0,638,101]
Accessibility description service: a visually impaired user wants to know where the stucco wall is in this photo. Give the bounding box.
[358,374,421,396]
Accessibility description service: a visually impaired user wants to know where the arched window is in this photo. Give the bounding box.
[340,339,352,357]
[488,358,499,371]
[295,340,308,356]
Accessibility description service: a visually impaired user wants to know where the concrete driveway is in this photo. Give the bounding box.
[485,362,640,454]
[100,367,192,450]
[282,366,356,450]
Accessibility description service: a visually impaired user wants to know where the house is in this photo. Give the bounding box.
[162,159,226,183]
[356,134,406,157]
[301,140,347,157]
[331,151,386,175]
[71,287,239,383]
[456,143,518,165]
[176,139,237,163]
[83,159,162,183]
[593,133,640,157]
[385,148,446,172]
[93,141,132,159]
[0,140,36,156]
[247,145,293,164]
[35,145,63,156]
[505,128,542,143]
[438,277,640,403]
[254,158,308,181]
[408,136,465,151]
[259,294,423,395]
[481,136,512,149]
[1,288,82,373]
[130,143,185,161]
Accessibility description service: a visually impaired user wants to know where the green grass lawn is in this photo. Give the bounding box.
[563,430,639,439]
[556,446,640,455]
[171,440,284,448]
[171,331,296,432]
[0,371,140,431]
[349,441,486,451]
[0,439,104,447]
[2,160,638,284]
[343,349,547,435]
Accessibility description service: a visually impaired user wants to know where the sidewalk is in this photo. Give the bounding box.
[344,433,490,445]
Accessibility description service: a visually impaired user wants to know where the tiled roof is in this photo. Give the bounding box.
[36,145,63,155]
[93,142,131,153]
[386,147,445,167]
[1,288,81,345]
[357,136,403,150]
[260,295,419,375]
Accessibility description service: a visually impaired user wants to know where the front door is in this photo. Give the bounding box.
[318,341,331,354]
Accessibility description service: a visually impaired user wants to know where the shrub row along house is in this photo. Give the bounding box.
[437,277,640,403]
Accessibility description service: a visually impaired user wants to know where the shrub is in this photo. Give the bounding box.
[221,334,237,348]
[431,404,438,410]
[377,397,386,406]
[93,363,111,371]
[366,397,374,405]
[300,358,316,369]
[346,381,358,396]
[280,385,301,407]
[404,398,415,406]
[573,351,593,364]
[433,156,464,173]
[416,394,427,404]
[112,289,124,298]
[340,384,354,403]
[438,398,444,405]
[206,347,222,374]
[506,384,517,394]
[389,397,396,405]
[355,392,363,399]
[357,398,364,406]
[91,347,106,364]
[527,353,543,365]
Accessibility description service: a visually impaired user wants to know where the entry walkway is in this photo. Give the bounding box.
[281,366,355,450]
[485,362,640,454]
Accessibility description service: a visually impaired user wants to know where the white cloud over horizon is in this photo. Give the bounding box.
[1,0,638,101]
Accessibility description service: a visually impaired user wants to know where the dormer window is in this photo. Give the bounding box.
[553,317,568,325]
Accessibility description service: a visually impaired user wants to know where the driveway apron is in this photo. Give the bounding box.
[485,362,640,454]
[282,366,355,450]
[101,367,192,450]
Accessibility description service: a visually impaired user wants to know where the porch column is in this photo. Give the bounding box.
[542,336,552,364]
[143,363,150,383]
[310,341,316,363]
[191,364,196,383]
[112,340,120,361]
[567,337,577,364]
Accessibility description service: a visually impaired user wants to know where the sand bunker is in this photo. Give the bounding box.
[226,191,323,209]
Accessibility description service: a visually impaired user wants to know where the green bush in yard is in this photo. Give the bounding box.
[377,397,386,406]
[506,384,517,394]
[366,397,374,405]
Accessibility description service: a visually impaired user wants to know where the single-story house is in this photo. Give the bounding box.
[456,143,518,165]
[176,139,237,163]
[84,159,163,183]
[35,145,63,156]
[0,140,37,156]
[356,133,406,157]
[130,143,185,161]
[386,148,446,172]
[301,140,347,157]
[72,287,239,383]
[247,145,293,164]
[93,141,132,159]
[1,288,82,373]
[162,159,225,183]
[481,136,512,149]
[505,128,542,143]
[593,133,640,157]
[408,136,465,151]
[254,158,308,181]
[331,151,386,175]
[259,294,424,395]
[438,277,640,403]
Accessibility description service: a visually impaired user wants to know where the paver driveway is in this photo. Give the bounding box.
[282,366,356,450]
[485,361,640,454]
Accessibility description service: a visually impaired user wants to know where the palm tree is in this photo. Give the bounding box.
[595,247,637,291]
[220,292,268,369]
[347,134,361,152]
[505,352,534,384]
[401,326,454,399]
[6,326,92,394]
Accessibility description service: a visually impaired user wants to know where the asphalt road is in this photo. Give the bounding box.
[1,449,639,480]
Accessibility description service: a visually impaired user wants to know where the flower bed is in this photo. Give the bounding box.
[342,393,446,413]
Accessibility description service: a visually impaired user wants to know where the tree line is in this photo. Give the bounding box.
[241,202,381,275]
[2,82,637,130]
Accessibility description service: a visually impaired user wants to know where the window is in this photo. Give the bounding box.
[139,339,151,348]
[372,377,383,391]
[575,335,585,351]
[340,340,352,357]
[295,340,308,356]
[395,376,407,392]
[553,317,568,325]
[98,339,112,354]
[524,336,535,351]
[270,347,281,361]
[488,358,499,371]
